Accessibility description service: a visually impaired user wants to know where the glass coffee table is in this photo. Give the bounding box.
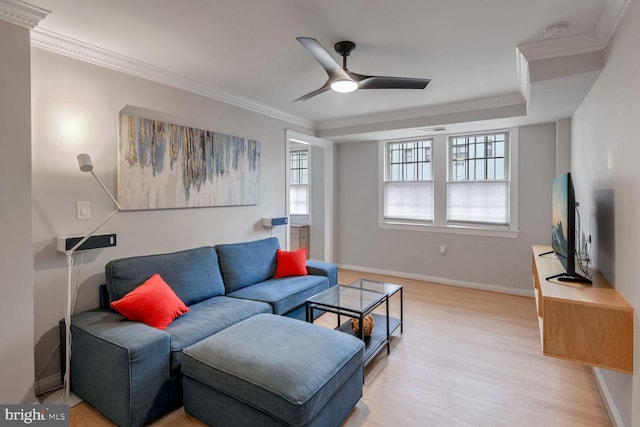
[305,279,403,366]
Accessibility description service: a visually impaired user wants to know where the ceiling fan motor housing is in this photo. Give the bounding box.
[334,41,356,57]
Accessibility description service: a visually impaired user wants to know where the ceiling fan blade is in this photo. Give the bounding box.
[293,84,332,102]
[297,37,351,81]
[348,71,430,90]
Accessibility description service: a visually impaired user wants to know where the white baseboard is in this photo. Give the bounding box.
[592,367,626,427]
[337,263,534,297]
[35,373,62,397]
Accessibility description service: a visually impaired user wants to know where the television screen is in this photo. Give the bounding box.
[551,173,570,272]
[548,172,591,284]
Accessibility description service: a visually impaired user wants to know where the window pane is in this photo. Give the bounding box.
[290,150,308,185]
[421,163,431,180]
[448,132,508,183]
[496,158,505,180]
[390,164,400,181]
[477,142,485,158]
[386,139,432,182]
[487,158,495,180]
[475,159,484,180]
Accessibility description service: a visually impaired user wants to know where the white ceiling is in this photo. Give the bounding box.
[6,0,625,141]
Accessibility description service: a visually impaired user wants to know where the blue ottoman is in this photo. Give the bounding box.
[182,313,364,426]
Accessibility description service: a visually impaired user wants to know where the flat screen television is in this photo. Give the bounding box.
[547,172,591,283]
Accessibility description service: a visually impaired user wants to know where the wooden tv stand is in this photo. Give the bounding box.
[531,245,633,373]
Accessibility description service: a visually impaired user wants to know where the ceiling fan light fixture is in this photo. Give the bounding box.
[331,79,358,93]
[294,37,430,101]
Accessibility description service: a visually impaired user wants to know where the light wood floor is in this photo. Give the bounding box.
[69,270,612,427]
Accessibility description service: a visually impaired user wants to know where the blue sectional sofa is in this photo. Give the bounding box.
[67,237,337,427]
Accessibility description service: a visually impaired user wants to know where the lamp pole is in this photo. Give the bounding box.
[44,154,121,406]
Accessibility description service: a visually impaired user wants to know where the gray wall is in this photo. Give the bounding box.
[0,20,35,404]
[336,123,556,293]
[31,48,308,388]
[572,0,640,424]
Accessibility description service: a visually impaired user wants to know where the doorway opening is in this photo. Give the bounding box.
[285,130,334,262]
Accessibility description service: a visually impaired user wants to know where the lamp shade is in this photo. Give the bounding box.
[77,153,93,172]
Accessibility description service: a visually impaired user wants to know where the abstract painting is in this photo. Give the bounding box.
[118,113,260,210]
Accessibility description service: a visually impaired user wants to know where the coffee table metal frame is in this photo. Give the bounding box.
[346,279,403,336]
[305,279,403,366]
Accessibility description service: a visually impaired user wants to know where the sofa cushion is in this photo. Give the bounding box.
[110,274,190,330]
[215,237,280,293]
[274,248,308,278]
[105,246,225,306]
[164,296,271,374]
[226,275,328,315]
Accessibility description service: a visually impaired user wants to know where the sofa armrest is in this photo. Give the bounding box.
[305,261,337,287]
[69,310,172,427]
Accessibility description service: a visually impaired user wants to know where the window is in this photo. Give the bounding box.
[380,129,518,237]
[448,132,509,225]
[383,139,433,221]
[289,148,309,217]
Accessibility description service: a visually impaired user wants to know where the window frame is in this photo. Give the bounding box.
[289,146,311,222]
[383,138,434,223]
[378,128,519,238]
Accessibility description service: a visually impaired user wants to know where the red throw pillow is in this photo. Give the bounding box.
[274,248,308,278]
[110,273,189,330]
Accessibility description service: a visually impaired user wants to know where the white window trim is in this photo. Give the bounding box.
[378,127,519,239]
[289,145,312,224]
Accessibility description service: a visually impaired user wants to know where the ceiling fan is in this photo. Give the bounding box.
[294,37,431,102]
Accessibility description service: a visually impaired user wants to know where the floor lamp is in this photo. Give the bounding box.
[44,153,122,406]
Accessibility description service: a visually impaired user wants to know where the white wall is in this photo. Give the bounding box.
[556,117,571,175]
[572,0,640,424]
[309,144,325,260]
[336,122,556,293]
[31,48,309,388]
[0,19,35,404]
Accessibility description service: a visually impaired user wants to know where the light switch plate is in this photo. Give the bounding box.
[76,201,91,220]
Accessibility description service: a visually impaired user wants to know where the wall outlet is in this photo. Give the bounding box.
[440,245,446,255]
[76,201,91,220]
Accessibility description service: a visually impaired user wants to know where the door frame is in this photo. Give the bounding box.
[285,130,335,263]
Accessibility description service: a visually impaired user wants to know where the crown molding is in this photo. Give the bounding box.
[515,0,630,93]
[0,0,49,29]
[515,33,603,105]
[595,0,631,48]
[516,0,630,62]
[30,28,314,129]
[516,33,601,63]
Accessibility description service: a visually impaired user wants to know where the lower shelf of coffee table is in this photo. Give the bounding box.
[336,313,401,365]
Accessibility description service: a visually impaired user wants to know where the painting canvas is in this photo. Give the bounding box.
[118,113,260,210]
